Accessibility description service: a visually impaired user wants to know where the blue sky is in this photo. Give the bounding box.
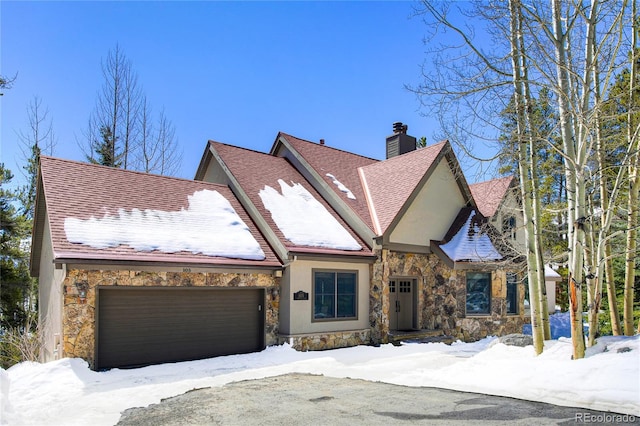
[2,1,474,189]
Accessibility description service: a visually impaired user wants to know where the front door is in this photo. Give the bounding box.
[389,279,415,331]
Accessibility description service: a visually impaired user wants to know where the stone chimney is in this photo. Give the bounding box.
[386,122,416,159]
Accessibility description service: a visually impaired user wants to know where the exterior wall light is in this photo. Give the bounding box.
[76,281,88,303]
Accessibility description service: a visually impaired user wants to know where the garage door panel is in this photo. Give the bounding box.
[97,287,265,369]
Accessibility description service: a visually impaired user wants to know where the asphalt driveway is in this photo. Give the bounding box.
[116,373,630,425]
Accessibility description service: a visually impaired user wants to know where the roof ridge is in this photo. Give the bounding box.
[278,132,380,162]
[361,140,448,171]
[208,140,276,158]
[470,175,514,187]
[40,155,229,189]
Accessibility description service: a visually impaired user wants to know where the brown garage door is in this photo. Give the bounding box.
[96,287,265,370]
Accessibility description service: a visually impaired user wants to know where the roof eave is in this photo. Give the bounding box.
[287,248,377,263]
[430,240,503,271]
[193,141,214,181]
[54,252,283,271]
[29,166,47,277]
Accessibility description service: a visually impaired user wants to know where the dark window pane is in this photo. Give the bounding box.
[315,272,335,294]
[313,271,357,320]
[466,272,491,314]
[314,272,335,319]
[506,273,518,314]
[337,273,356,294]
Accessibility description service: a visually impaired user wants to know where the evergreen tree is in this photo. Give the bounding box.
[89,126,122,167]
[0,164,34,330]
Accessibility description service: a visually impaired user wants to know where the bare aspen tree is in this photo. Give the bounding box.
[509,0,546,352]
[413,0,549,353]
[82,45,181,175]
[624,0,639,336]
[414,0,637,357]
[136,98,182,176]
[15,96,56,324]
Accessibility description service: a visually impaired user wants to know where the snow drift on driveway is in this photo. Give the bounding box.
[1,335,638,425]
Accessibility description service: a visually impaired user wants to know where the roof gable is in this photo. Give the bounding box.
[431,207,503,269]
[359,141,464,235]
[469,176,515,218]
[272,133,378,231]
[209,142,372,256]
[33,157,280,272]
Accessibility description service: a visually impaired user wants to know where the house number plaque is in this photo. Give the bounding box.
[293,290,309,301]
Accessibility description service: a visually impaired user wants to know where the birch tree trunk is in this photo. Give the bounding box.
[551,0,586,359]
[624,0,639,335]
[509,0,546,352]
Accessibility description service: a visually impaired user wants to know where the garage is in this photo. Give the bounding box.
[96,287,265,370]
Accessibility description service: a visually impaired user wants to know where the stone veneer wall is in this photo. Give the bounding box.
[62,269,279,368]
[280,329,370,352]
[370,248,525,344]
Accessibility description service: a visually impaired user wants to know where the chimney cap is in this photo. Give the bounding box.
[393,122,408,134]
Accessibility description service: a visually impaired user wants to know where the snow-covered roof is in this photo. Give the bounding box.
[438,210,502,262]
[259,179,362,251]
[545,265,562,281]
[31,157,281,275]
[64,189,266,260]
[208,141,372,256]
[326,173,356,200]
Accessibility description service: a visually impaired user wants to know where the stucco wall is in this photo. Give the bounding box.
[38,216,66,362]
[61,269,279,368]
[390,161,466,245]
[282,259,370,336]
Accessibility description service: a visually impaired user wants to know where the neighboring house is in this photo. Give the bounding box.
[33,123,529,370]
[469,176,564,314]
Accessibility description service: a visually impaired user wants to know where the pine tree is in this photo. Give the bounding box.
[0,164,33,330]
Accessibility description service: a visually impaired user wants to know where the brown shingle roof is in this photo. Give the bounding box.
[359,141,448,235]
[35,156,280,270]
[276,133,378,230]
[469,176,515,218]
[209,141,373,255]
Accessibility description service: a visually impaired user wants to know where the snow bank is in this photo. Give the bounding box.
[4,336,638,425]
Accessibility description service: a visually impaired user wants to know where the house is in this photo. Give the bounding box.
[469,175,564,314]
[32,123,528,370]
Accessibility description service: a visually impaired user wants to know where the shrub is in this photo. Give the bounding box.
[0,316,43,369]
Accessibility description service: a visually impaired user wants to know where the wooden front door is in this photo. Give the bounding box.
[389,279,416,331]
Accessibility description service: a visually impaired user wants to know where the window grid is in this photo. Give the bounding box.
[313,271,357,321]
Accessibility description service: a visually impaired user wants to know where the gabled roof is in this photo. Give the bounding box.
[359,141,467,235]
[272,133,378,230]
[209,141,373,257]
[469,176,515,218]
[31,157,281,276]
[431,207,502,269]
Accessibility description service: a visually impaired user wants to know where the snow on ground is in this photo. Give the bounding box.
[1,333,638,426]
[524,311,573,339]
[259,179,362,250]
[64,190,266,260]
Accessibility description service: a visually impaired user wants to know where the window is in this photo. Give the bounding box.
[506,272,518,314]
[313,271,357,320]
[466,272,491,315]
[503,215,517,240]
